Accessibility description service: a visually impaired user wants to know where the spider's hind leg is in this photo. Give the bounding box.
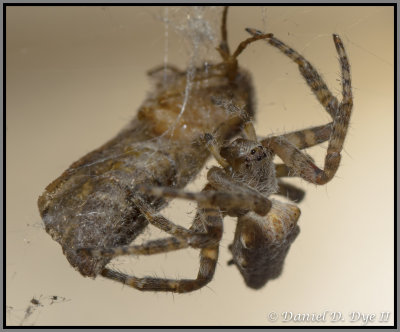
[82,188,224,293]
[276,180,305,203]
[131,195,193,239]
[259,34,352,185]
[77,236,189,259]
[101,243,219,293]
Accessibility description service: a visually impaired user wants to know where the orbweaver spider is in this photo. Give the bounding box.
[79,28,352,293]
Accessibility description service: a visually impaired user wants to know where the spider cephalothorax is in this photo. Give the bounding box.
[220,138,278,197]
[220,139,270,169]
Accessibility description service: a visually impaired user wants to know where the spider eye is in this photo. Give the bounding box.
[257,156,262,161]
[258,145,263,149]
[251,149,256,155]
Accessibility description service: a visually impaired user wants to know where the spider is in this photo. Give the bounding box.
[78,29,352,293]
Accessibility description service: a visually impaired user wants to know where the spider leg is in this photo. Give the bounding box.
[81,190,223,293]
[132,195,193,239]
[100,191,223,293]
[140,167,271,217]
[275,163,293,178]
[246,28,340,119]
[77,236,189,259]
[272,123,332,178]
[262,35,352,185]
[265,135,333,185]
[203,133,230,169]
[100,244,219,293]
[210,96,257,141]
[186,184,225,248]
[276,180,305,202]
[278,123,333,150]
[130,189,223,247]
[202,104,257,170]
[78,198,223,258]
[199,107,249,169]
[140,185,269,217]
[206,167,272,216]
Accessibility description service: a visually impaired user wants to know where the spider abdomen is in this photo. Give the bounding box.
[230,199,300,289]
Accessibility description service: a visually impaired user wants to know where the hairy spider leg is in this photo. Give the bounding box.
[94,186,223,293]
[251,32,352,185]
[78,236,189,259]
[140,159,275,218]
[100,243,219,293]
[246,28,340,119]
[276,181,305,202]
[273,123,332,178]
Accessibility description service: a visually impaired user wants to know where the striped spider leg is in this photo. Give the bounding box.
[247,29,353,185]
[98,189,224,293]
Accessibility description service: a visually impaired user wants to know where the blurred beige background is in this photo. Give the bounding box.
[6,6,393,326]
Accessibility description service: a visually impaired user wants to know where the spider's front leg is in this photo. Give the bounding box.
[141,170,272,218]
[255,33,353,185]
[247,28,341,119]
